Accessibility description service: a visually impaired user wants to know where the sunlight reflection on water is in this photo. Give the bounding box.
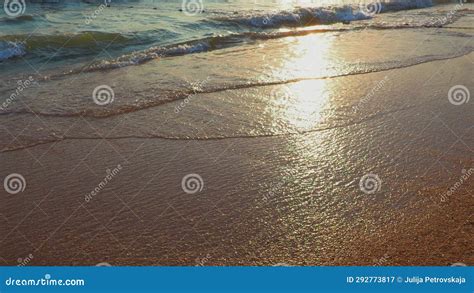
[268,35,333,131]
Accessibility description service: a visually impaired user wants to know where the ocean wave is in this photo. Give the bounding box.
[0,41,26,61]
[83,18,468,72]
[84,29,345,71]
[208,1,434,28]
[209,6,369,28]
[85,40,212,71]
[2,48,471,119]
[0,31,130,51]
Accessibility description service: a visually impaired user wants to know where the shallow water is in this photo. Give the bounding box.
[0,0,459,74]
[0,0,473,266]
[1,8,473,149]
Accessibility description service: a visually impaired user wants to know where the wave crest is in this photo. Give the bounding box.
[211,6,369,28]
[209,1,434,29]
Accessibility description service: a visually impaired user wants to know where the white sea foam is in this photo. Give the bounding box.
[210,1,434,28]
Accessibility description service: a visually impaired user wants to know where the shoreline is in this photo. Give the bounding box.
[1,49,472,265]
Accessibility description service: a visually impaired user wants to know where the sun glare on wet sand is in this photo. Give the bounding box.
[0,0,472,268]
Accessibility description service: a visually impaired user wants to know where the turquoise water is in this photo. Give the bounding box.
[0,0,441,75]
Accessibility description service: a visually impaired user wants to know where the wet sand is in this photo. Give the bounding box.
[0,19,473,265]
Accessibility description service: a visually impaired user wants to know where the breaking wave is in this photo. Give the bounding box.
[208,1,434,28]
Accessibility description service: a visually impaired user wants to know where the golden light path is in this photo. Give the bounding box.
[269,34,334,131]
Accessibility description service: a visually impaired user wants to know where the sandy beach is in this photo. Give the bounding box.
[0,1,473,266]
